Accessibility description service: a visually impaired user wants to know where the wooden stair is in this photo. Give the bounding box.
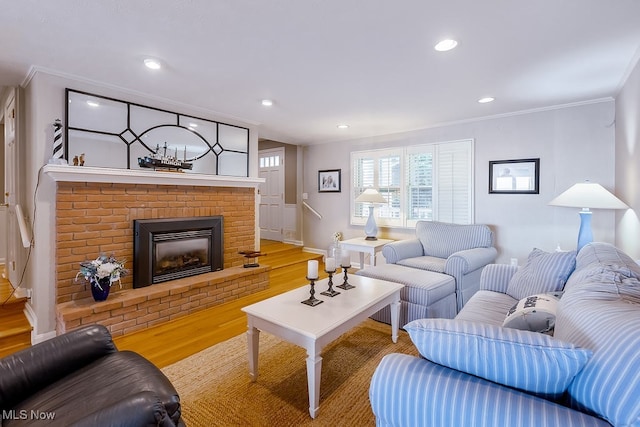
[258,239,327,289]
[0,268,32,358]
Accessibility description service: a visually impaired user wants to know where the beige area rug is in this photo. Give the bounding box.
[161,319,419,427]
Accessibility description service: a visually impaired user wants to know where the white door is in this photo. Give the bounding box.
[4,89,20,285]
[258,148,284,241]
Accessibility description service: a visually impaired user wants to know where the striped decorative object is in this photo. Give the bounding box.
[404,318,592,398]
[52,119,63,159]
[416,221,493,259]
[506,248,576,300]
[554,242,640,427]
[370,353,612,427]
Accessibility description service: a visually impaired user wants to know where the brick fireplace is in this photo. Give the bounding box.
[49,166,267,336]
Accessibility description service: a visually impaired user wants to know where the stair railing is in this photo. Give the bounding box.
[302,201,322,219]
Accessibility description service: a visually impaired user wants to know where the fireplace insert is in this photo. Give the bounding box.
[133,216,223,288]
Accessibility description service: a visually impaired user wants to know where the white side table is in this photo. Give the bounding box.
[339,237,394,269]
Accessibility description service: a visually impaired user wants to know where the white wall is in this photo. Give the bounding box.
[615,57,640,259]
[21,70,259,340]
[302,101,618,264]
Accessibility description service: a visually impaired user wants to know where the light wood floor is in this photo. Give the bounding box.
[114,241,329,368]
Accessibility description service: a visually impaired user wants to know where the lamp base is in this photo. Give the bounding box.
[577,210,593,253]
[363,205,379,240]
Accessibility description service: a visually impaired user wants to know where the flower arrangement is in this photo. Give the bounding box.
[76,254,128,290]
[333,231,342,243]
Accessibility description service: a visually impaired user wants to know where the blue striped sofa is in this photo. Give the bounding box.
[369,242,640,426]
[357,221,497,324]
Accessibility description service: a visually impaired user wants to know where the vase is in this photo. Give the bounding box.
[90,277,111,301]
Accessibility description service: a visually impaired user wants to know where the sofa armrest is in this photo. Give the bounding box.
[381,239,424,264]
[70,391,182,427]
[370,353,610,427]
[479,263,519,293]
[444,247,498,275]
[0,324,117,408]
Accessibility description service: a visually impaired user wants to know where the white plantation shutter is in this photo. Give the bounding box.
[351,149,403,227]
[351,139,473,227]
[406,147,434,226]
[377,154,401,221]
[434,140,473,224]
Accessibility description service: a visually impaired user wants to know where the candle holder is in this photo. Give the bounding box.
[320,269,340,297]
[301,276,323,306]
[337,265,355,290]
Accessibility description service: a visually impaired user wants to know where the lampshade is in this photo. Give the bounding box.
[548,182,628,209]
[355,188,387,204]
[549,181,628,252]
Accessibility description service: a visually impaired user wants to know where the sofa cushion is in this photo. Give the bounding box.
[503,292,561,333]
[397,256,446,273]
[404,318,592,399]
[416,221,492,259]
[506,249,576,300]
[455,290,517,325]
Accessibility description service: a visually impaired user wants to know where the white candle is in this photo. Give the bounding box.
[341,251,351,267]
[307,260,319,279]
[325,257,336,272]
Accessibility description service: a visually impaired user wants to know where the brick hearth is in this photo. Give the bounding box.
[54,179,266,336]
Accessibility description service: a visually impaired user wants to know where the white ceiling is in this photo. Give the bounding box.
[2,0,640,145]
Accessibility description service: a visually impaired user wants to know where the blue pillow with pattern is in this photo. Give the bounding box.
[405,318,592,399]
[506,248,576,300]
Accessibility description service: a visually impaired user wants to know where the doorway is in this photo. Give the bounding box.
[258,148,285,241]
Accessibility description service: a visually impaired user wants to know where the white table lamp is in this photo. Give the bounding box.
[355,189,387,240]
[549,181,628,252]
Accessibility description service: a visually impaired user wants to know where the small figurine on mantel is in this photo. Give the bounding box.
[238,250,266,268]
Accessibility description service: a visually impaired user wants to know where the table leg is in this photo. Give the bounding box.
[306,345,322,418]
[359,252,365,269]
[390,294,400,343]
[247,324,260,382]
[370,249,377,266]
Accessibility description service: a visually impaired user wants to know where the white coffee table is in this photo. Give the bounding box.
[339,237,394,268]
[241,274,403,418]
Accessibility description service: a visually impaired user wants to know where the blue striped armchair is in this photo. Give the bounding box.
[381,221,498,311]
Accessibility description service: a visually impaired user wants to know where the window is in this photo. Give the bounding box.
[351,139,474,228]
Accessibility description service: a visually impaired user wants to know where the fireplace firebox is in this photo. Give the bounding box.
[133,216,223,288]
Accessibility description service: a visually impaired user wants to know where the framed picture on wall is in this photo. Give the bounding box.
[489,158,540,194]
[318,169,341,193]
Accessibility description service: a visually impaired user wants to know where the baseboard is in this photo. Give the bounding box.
[23,303,56,344]
[283,239,303,246]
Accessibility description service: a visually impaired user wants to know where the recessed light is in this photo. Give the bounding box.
[434,39,458,52]
[86,100,100,107]
[144,58,162,70]
[337,124,350,129]
[261,99,273,107]
[478,97,495,104]
[188,122,198,128]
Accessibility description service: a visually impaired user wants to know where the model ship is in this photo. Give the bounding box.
[138,142,193,170]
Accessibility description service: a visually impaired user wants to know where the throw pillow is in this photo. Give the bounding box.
[506,248,576,300]
[404,318,592,399]
[503,292,562,333]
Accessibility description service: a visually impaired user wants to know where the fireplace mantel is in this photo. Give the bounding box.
[43,164,264,188]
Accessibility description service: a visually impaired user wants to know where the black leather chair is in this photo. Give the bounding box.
[0,324,184,426]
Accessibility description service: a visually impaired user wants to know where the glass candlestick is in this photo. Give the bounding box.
[337,265,355,290]
[320,269,340,297]
[301,276,323,306]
